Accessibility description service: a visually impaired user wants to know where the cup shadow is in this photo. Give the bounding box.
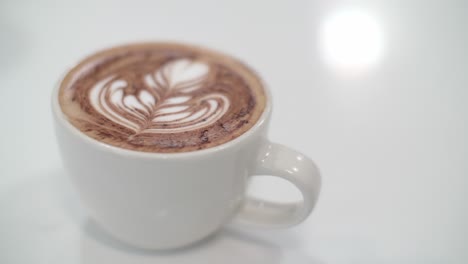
[81,219,282,264]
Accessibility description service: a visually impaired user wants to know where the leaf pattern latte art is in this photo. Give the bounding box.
[89,58,230,135]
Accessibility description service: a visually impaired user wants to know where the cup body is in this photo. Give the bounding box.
[52,79,271,249]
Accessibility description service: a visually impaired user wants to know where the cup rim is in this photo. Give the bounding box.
[52,41,272,159]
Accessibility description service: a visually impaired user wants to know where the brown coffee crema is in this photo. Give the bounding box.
[59,43,266,153]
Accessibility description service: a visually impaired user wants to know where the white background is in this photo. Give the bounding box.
[1,0,467,263]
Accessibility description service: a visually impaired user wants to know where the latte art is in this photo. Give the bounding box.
[89,59,230,134]
[59,43,266,153]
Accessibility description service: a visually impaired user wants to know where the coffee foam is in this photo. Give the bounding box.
[89,58,230,134]
[59,43,266,153]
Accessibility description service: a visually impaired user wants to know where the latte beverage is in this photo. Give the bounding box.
[59,43,266,153]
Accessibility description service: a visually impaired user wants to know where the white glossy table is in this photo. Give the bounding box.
[1,1,467,263]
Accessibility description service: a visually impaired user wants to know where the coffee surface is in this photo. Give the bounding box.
[59,43,266,153]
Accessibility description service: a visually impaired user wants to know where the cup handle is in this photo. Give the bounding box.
[234,141,322,228]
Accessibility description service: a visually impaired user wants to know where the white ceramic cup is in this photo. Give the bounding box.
[52,54,321,250]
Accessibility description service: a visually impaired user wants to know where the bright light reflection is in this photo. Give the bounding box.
[319,8,384,74]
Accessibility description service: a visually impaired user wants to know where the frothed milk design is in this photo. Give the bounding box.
[89,59,230,134]
[59,43,266,153]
